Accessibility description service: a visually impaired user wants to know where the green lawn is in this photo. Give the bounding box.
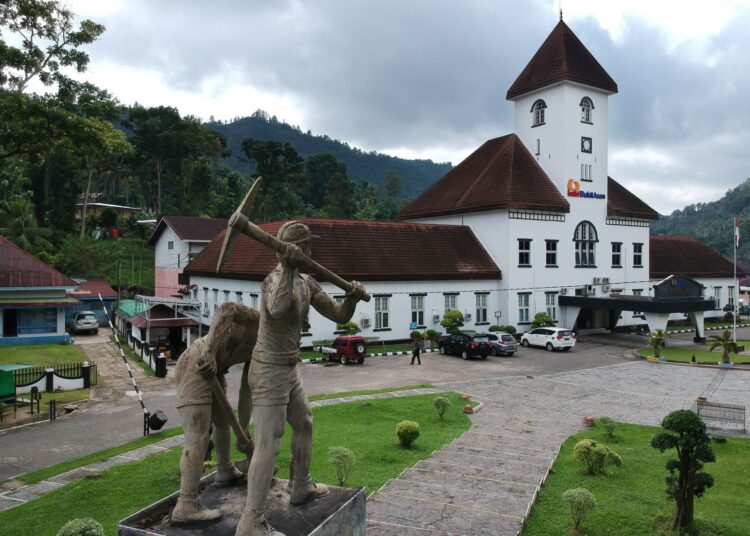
[637,347,750,364]
[667,320,750,333]
[522,422,750,536]
[1,392,471,536]
[0,344,87,367]
[114,335,154,377]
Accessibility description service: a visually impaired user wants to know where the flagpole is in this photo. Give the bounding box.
[733,218,738,344]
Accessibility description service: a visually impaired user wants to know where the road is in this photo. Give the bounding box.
[0,327,740,483]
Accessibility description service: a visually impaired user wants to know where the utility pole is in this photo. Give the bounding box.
[117,260,121,312]
[131,252,135,284]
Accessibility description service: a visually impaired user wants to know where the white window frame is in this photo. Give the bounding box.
[411,295,425,327]
[518,239,531,266]
[531,99,546,126]
[545,292,557,320]
[574,221,598,267]
[168,241,174,250]
[375,296,390,329]
[580,97,593,123]
[632,289,643,316]
[545,240,558,267]
[475,293,488,324]
[612,242,622,267]
[203,288,209,317]
[714,287,722,309]
[236,291,243,305]
[633,243,643,267]
[518,293,530,323]
[250,294,258,309]
[213,289,218,312]
[444,293,457,312]
[729,286,735,307]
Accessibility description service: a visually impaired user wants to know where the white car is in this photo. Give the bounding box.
[520,327,575,352]
[71,311,99,334]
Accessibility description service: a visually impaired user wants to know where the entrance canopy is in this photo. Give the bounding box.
[559,294,715,313]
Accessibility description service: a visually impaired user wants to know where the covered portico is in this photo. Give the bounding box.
[559,275,715,342]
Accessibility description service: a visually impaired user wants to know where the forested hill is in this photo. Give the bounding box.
[207,111,452,199]
[651,177,750,263]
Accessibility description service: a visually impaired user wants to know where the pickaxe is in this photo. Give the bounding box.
[196,357,254,472]
[216,177,371,302]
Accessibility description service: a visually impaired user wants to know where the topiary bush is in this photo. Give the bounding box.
[499,324,517,334]
[488,324,503,332]
[327,446,355,487]
[562,488,596,530]
[530,312,555,329]
[410,330,422,340]
[336,321,360,335]
[599,416,616,439]
[396,420,420,448]
[433,395,450,420]
[573,439,622,475]
[440,310,464,335]
[57,518,105,536]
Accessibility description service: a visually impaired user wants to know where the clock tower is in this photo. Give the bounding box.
[506,20,617,219]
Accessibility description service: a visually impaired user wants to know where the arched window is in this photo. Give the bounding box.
[573,221,598,267]
[531,99,547,126]
[580,97,594,123]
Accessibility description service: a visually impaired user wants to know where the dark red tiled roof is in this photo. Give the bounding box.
[128,304,198,329]
[396,134,569,221]
[506,20,618,100]
[607,177,659,220]
[148,216,228,245]
[0,236,77,288]
[185,219,501,282]
[650,236,745,279]
[68,278,117,299]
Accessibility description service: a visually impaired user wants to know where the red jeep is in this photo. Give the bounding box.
[325,336,367,365]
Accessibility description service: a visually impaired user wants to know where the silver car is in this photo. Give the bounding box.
[480,332,517,356]
[72,311,99,334]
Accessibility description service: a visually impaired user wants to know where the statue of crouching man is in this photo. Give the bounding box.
[172,301,259,523]
[236,221,368,536]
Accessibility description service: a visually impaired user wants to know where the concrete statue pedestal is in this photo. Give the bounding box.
[118,474,366,536]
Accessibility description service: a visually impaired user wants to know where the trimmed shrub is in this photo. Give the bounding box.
[530,312,555,329]
[336,321,360,335]
[488,324,503,332]
[327,446,355,487]
[573,439,622,475]
[57,518,105,536]
[600,417,616,439]
[410,330,423,340]
[425,329,440,341]
[396,420,420,448]
[562,488,596,530]
[440,310,464,335]
[499,324,517,335]
[433,396,450,420]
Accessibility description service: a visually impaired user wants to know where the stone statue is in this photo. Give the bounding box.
[235,221,368,536]
[172,302,259,523]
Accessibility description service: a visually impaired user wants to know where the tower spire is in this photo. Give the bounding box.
[559,0,563,20]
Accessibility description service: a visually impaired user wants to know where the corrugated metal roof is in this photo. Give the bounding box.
[117,299,148,318]
[0,237,78,289]
[650,236,745,279]
[148,216,227,245]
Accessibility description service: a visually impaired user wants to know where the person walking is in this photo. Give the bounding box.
[411,338,422,365]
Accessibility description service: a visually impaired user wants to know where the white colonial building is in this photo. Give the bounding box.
[178,20,741,345]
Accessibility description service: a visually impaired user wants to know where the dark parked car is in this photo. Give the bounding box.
[480,332,517,356]
[438,334,491,360]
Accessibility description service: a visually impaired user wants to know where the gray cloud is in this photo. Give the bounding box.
[80,0,750,213]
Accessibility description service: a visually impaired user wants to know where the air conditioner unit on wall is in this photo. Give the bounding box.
[585,285,595,295]
[602,277,610,284]
[601,284,611,294]
[361,318,371,328]
[559,287,568,295]
[466,313,472,322]
[433,314,441,323]
[593,277,602,285]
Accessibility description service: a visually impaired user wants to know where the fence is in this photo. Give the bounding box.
[126,332,166,376]
[695,400,746,432]
[13,362,97,394]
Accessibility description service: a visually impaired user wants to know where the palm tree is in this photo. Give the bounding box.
[0,197,52,252]
[708,330,737,364]
[648,329,668,358]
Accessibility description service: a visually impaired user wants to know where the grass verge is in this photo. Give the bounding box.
[114,335,154,377]
[309,384,435,401]
[522,422,750,536]
[0,344,88,366]
[300,342,415,360]
[1,392,471,536]
[637,347,750,364]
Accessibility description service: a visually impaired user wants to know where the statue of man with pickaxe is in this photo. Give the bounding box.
[218,179,369,536]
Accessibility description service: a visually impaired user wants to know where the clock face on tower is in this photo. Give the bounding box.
[581,137,592,153]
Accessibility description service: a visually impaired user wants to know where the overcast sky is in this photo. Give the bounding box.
[66,0,750,215]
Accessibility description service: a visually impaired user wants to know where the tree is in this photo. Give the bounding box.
[648,329,668,357]
[0,0,105,93]
[530,312,555,329]
[651,410,715,533]
[384,169,401,199]
[353,181,378,220]
[305,153,346,209]
[708,330,737,364]
[322,171,354,219]
[441,309,464,335]
[0,196,51,252]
